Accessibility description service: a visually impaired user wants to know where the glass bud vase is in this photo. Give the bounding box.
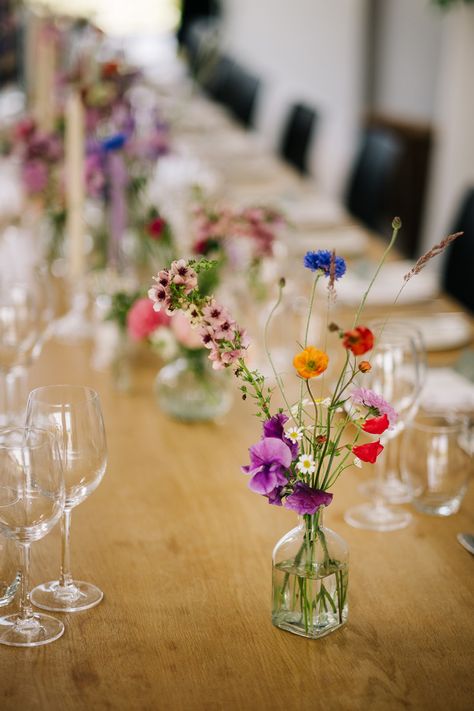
[154,349,233,422]
[272,507,349,639]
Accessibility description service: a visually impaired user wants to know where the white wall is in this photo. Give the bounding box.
[220,0,369,196]
[372,0,443,123]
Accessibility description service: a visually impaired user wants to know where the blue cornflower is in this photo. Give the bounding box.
[304,250,346,279]
[101,133,128,152]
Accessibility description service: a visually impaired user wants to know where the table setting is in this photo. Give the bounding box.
[0,6,473,711]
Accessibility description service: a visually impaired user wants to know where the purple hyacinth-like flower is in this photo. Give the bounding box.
[263,413,299,458]
[285,482,333,515]
[304,250,346,279]
[242,437,292,495]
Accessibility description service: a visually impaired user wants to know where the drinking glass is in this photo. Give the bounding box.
[0,266,53,425]
[26,385,107,612]
[0,538,20,607]
[401,414,473,516]
[358,321,427,503]
[0,427,65,646]
[345,324,426,531]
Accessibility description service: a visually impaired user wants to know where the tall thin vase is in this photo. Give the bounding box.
[272,507,349,639]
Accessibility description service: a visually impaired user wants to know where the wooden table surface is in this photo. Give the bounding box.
[1,82,474,711]
[0,330,472,711]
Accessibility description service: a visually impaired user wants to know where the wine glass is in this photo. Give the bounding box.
[344,323,426,531]
[26,385,107,612]
[357,321,427,504]
[0,427,65,646]
[0,265,53,426]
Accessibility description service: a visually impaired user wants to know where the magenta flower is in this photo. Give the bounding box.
[266,486,284,506]
[242,437,292,494]
[285,482,333,515]
[263,413,299,458]
[22,160,48,194]
[350,387,398,426]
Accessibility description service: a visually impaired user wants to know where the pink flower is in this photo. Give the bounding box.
[171,312,202,349]
[212,319,236,341]
[350,387,398,427]
[199,324,216,349]
[148,285,172,313]
[127,298,170,341]
[169,260,198,294]
[22,160,48,194]
[202,299,229,327]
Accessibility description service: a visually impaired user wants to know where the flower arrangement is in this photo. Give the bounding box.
[148,220,461,637]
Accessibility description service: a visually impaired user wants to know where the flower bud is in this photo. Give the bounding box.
[358,360,371,373]
[328,322,340,333]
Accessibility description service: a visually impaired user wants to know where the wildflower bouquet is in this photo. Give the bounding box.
[148,220,460,637]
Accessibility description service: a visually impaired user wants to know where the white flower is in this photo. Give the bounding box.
[290,398,310,416]
[286,426,304,443]
[315,397,331,408]
[353,457,362,469]
[296,453,316,475]
[149,327,178,361]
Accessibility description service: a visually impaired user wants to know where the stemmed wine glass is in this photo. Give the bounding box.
[0,266,53,426]
[0,427,65,646]
[26,385,107,612]
[344,323,426,531]
[358,321,427,504]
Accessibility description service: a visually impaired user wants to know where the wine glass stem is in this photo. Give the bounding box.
[18,543,33,622]
[60,509,74,588]
[1,367,28,426]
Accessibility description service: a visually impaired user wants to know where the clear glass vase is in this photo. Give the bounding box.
[154,350,233,422]
[272,508,349,639]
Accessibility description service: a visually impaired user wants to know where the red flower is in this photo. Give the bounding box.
[362,414,389,435]
[352,440,384,463]
[147,217,166,240]
[342,326,374,356]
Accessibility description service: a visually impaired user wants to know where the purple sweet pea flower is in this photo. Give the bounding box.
[285,482,333,515]
[242,437,292,495]
[266,486,284,506]
[263,413,298,458]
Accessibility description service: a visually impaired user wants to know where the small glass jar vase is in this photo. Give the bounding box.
[272,508,349,639]
[154,349,233,422]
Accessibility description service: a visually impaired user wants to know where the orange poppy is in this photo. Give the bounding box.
[293,346,329,379]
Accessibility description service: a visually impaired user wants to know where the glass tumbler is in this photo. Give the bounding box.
[401,414,473,516]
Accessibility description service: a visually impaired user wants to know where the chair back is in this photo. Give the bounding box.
[280,103,318,174]
[443,187,474,313]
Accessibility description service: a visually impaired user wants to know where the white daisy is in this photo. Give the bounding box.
[353,457,362,469]
[286,426,304,443]
[315,397,332,408]
[296,453,316,475]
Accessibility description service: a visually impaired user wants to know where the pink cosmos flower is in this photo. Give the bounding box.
[127,297,170,341]
[350,387,398,426]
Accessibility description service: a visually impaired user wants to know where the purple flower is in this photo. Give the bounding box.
[266,486,284,506]
[22,160,48,194]
[304,250,346,279]
[350,387,398,427]
[263,413,298,457]
[242,437,292,495]
[285,482,333,515]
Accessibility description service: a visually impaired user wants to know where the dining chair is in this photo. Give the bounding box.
[443,187,474,313]
[279,102,318,175]
[202,54,236,103]
[345,126,403,233]
[224,63,261,128]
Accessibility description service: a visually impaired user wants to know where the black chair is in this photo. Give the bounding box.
[279,103,318,175]
[345,127,403,234]
[224,63,261,128]
[202,54,235,104]
[443,187,474,313]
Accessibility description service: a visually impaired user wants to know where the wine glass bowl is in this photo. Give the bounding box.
[0,427,65,647]
[26,385,107,612]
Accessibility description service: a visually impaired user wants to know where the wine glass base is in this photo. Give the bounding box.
[0,612,64,647]
[344,503,412,532]
[54,310,93,343]
[31,580,103,613]
[358,478,413,504]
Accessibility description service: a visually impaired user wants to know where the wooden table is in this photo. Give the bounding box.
[0,329,473,711]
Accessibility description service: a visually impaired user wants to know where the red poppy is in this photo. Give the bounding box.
[342,326,374,356]
[352,440,384,463]
[147,217,166,239]
[362,414,389,435]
